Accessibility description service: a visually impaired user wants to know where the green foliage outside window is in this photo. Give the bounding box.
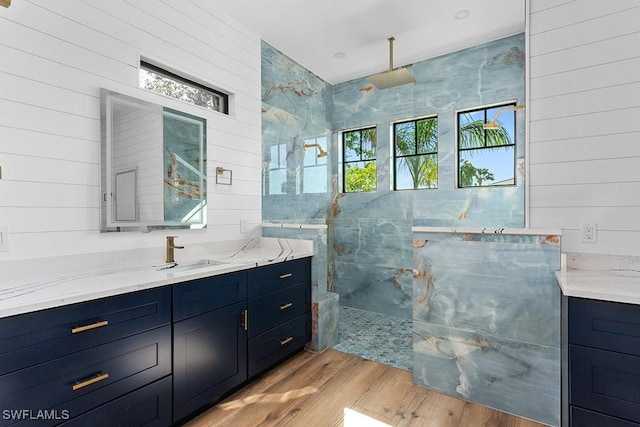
[343,127,376,192]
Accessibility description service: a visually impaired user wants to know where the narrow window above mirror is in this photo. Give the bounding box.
[140,60,229,115]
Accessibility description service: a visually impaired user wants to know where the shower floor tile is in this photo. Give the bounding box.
[332,306,413,372]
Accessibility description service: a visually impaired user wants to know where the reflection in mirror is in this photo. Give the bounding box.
[100,89,207,231]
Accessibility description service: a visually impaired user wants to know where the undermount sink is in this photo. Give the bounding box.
[157,259,227,272]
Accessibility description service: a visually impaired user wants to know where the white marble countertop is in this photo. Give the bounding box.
[0,237,313,319]
[555,269,640,305]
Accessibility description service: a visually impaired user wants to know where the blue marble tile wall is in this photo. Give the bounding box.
[413,232,561,426]
[262,34,526,319]
[261,41,333,222]
[331,34,526,319]
[261,42,338,351]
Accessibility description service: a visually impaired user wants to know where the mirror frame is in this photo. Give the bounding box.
[100,88,207,232]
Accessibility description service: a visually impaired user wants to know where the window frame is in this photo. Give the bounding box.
[341,126,377,193]
[140,60,229,115]
[456,102,517,188]
[392,115,438,191]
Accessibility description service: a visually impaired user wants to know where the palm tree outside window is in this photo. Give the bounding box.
[457,103,517,187]
[393,116,438,190]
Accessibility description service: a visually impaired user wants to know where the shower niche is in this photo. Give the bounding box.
[100,89,207,232]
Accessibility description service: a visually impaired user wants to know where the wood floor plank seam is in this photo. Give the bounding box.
[184,349,547,427]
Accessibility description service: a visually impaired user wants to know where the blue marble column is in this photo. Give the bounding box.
[413,231,561,426]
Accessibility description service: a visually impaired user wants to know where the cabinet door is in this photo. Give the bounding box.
[173,301,247,423]
[570,344,640,424]
[571,406,640,427]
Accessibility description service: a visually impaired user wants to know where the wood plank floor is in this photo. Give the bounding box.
[184,349,547,427]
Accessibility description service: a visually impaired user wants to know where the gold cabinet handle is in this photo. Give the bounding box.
[279,336,293,346]
[279,302,293,310]
[72,372,109,391]
[71,320,108,334]
[243,309,248,331]
[279,273,292,279]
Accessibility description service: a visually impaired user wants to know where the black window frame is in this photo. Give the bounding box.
[457,102,517,188]
[140,60,229,115]
[393,115,438,191]
[341,126,377,193]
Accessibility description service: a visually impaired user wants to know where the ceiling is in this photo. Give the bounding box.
[212,0,526,85]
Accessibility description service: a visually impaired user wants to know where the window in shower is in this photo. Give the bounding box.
[342,126,377,193]
[393,115,438,190]
[457,103,517,187]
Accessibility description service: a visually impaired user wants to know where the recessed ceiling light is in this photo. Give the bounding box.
[454,9,470,20]
[334,52,346,59]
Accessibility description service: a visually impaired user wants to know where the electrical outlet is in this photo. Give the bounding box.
[0,226,9,252]
[240,219,248,234]
[581,223,597,243]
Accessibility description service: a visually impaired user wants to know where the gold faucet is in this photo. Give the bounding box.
[166,236,184,263]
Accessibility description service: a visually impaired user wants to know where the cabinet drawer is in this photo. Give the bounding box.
[58,376,172,427]
[173,270,247,321]
[248,313,311,378]
[173,301,247,422]
[247,258,311,298]
[0,287,170,375]
[248,282,310,338]
[570,344,640,424]
[571,406,640,427]
[0,326,171,427]
[569,297,640,356]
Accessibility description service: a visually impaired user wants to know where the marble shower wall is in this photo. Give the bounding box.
[413,232,561,426]
[261,41,333,222]
[331,34,526,319]
[261,42,338,351]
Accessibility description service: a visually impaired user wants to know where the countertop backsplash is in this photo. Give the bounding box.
[565,252,640,272]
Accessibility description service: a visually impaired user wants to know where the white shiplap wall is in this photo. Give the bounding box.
[0,0,262,260]
[529,0,640,255]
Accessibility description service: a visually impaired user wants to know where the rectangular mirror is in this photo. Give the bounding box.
[100,89,207,231]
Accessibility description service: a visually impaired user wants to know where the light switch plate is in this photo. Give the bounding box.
[0,226,9,252]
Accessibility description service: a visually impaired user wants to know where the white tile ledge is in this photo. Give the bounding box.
[412,226,562,236]
[555,269,640,305]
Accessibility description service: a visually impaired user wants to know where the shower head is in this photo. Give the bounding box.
[303,143,328,158]
[366,37,415,89]
[483,104,525,130]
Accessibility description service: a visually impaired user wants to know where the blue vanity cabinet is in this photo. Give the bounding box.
[568,297,640,426]
[0,287,172,427]
[172,271,248,423]
[247,257,311,378]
